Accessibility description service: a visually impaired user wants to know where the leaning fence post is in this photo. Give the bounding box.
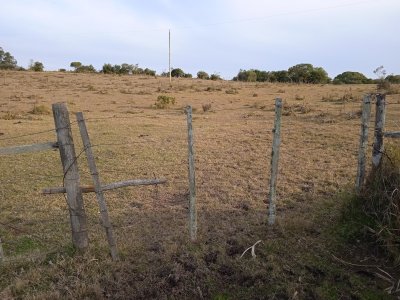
[268,98,283,225]
[355,95,372,193]
[76,112,119,261]
[372,94,386,168]
[52,103,88,251]
[186,105,197,241]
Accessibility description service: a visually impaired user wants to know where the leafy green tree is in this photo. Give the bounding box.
[210,73,221,81]
[29,61,44,72]
[386,74,400,84]
[70,61,82,70]
[144,68,156,76]
[76,64,96,73]
[171,68,185,78]
[102,63,114,74]
[288,63,330,83]
[271,70,291,83]
[0,47,18,70]
[197,71,209,80]
[333,71,370,84]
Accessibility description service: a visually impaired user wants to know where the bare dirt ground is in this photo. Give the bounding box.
[0,71,399,299]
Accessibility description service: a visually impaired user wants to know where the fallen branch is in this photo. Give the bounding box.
[240,240,262,258]
[43,178,167,194]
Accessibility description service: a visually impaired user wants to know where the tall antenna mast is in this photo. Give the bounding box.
[169,29,171,84]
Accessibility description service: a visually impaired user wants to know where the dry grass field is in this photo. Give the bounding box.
[0,71,399,299]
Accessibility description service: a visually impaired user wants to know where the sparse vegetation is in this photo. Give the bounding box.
[155,94,176,108]
[202,103,212,112]
[29,104,50,115]
[359,144,400,261]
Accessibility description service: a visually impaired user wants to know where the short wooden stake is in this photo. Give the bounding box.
[52,103,88,251]
[186,105,197,241]
[268,98,283,225]
[372,94,386,168]
[76,112,118,261]
[355,95,372,193]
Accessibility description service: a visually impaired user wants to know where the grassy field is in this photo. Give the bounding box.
[0,71,399,299]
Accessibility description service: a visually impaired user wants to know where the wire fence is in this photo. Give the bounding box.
[0,97,399,261]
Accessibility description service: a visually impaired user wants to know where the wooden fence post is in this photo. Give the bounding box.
[372,94,386,168]
[186,105,197,241]
[52,103,88,250]
[76,112,119,261]
[355,95,372,193]
[268,98,283,225]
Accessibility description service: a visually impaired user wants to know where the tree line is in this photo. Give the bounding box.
[1,46,399,84]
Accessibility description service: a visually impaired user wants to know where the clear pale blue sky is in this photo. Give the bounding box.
[1,0,399,79]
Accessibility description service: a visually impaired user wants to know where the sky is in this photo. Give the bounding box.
[1,0,399,80]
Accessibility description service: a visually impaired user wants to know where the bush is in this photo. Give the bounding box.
[29,61,44,72]
[360,144,400,261]
[210,73,221,81]
[171,68,185,78]
[202,103,212,112]
[333,71,371,84]
[155,95,176,109]
[197,71,209,80]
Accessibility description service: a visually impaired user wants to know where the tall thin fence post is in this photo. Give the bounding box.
[52,103,88,251]
[76,112,119,261]
[355,95,372,193]
[372,94,386,168]
[186,105,197,241]
[268,98,283,225]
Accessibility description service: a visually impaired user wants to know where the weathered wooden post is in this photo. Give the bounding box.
[355,95,372,193]
[268,98,283,225]
[372,94,386,168]
[76,112,118,261]
[186,105,197,241]
[52,103,88,250]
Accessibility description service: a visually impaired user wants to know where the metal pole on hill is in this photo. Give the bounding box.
[169,29,171,84]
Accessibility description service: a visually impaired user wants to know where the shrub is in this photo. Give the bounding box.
[171,68,185,78]
[210,73,221,81]
[197,71,209,80]
[29,104,50,115]
[202,103,212,112]
[29,61,44,72]
[359,144,400,261]
[155,95,176,109]
[333,71,371,84]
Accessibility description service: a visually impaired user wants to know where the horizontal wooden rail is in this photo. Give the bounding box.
[43,178,167,194]
[384,131,400,139]
[0,142,57,155]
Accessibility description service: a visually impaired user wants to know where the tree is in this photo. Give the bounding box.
[29,61,44,72]
[210,73,221,81]
[288,63,330,83]
[171,68,185,78]
[197,71,209,80]
[0,47,18,70]
[333,71,370,84]
[386,74,400,84]
[70,61,82,70]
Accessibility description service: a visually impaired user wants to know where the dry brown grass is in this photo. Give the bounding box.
[0,71,399,298]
